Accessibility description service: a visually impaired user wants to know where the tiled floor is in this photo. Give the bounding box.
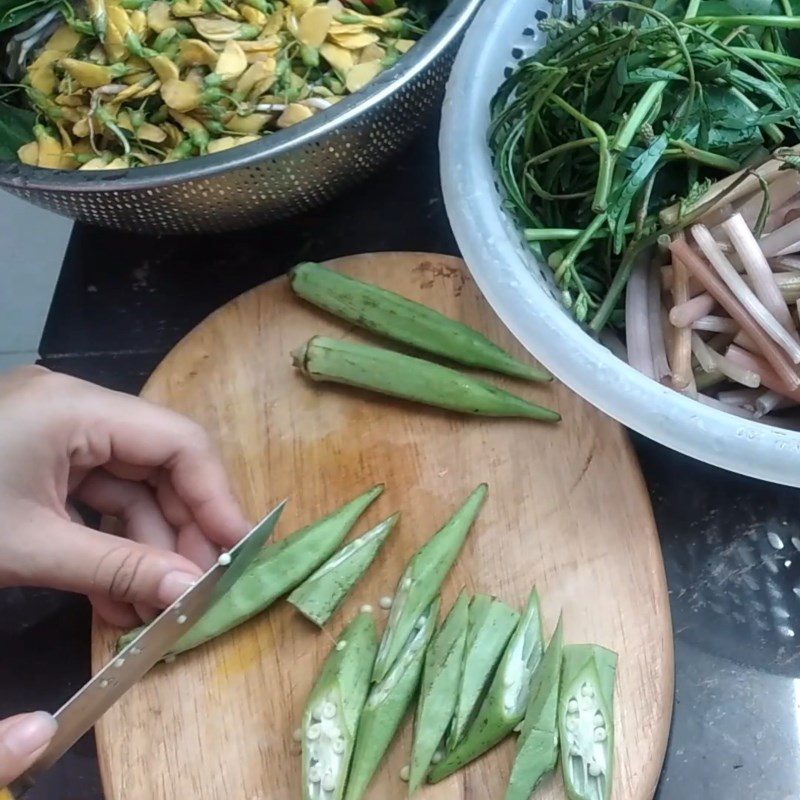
[0,191,72,371]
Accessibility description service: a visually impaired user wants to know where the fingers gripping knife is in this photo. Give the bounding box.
[0,500,286,799]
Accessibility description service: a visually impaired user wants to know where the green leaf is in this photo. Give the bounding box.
[0,101,35,162]
[623,68,687,84]
[0,0,61,32]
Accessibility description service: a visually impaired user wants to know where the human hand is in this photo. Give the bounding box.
[0,712,57,788]
[0,366,250,627]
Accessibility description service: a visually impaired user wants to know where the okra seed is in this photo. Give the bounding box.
[360,604,373,613]
[399,765,410,782]
[307,724,322,741]
[311,708,322,721]
[130,647,141,656]
[321,772,336,792]
[588,762,602,778]
[164,654,176,664]
[217,552,232,566]
[322,702,336,719]
[100,679,109,688]
[581,684,594,699]
[567,699,579,713]
[379,596,393,609]
[292,728,303,742]
[594,727,607,742]
[336,640,347,651]
[566,719,577,733]
[177,614,188,625]
[333,738,345,754]
[308,765,322,783]
[402,577,412,589]
[114,658,125,668]
[594,712,604,726]
[432,751,443,765]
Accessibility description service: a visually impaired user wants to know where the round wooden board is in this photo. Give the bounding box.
[92,252,672,800]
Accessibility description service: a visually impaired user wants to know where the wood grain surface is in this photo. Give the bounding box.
[92,252,673,800]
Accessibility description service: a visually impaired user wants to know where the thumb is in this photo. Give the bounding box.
[0,713,57,786]
[20,512,203,609]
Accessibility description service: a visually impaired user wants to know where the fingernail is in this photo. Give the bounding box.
[3,713,57,758]
[157,571,199,606]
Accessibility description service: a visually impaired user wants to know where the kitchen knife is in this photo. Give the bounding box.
[2,499,286,799]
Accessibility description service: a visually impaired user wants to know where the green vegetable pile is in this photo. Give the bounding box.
[118,480,616,799]
[490,0,800,332]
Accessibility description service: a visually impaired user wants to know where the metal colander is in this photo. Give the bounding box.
[0,0,482,235]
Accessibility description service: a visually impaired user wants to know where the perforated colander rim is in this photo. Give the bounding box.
[0,0,480,192]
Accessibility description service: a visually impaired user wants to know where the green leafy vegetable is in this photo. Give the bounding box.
[490,1,800,332]
[0,101,35,161]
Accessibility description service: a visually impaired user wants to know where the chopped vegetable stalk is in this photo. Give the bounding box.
[408,591,469,795]
[504,616,564,800]
[559,644,617,800]
[288,513,398,626]
[116,484,383,657]
[447,594,519,749]
[302,611,377,800]
[373,484,487,682]
[692,224,800,364]
[670,239,800,390]
[428,590,543,781]
[344,598,440,800]
[292,337,560,422]
[289,262,551,382]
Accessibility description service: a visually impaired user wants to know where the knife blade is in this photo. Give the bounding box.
[4,499,286,799]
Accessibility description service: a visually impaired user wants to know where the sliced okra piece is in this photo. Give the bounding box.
[373,484,487,682]
[408,591,469,795]
[117,484,383,657]
[302,611,378,800]
[292,337,560,422]
[559,643,617,800]
[288,513,398,627]
[504,616,564,800]
[445,594,519,750]
[344,598,440,800]
[289,262,551,382]
[429,590,543,781]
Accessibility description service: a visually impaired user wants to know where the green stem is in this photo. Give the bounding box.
[667,141,741,172]
[685,15,800,28]
[554,213,608,284]
[525,222,636,243]
[548,95,612,212]
[712,46,800,70]
[613,80,669,154]
[525,136,597,166]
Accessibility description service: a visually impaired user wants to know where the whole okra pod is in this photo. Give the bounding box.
[504,616,564,800]
[373,484,487,683]
[302,611,377,800]
[446,594,520,750]
[343,598,440,800]
[428,590,543,781]
[289,262,551,382]
[292,337,560,422]
[408,591,469,795]
[288,513,398,627]
[559,643,617,800]
[117,485,383,657]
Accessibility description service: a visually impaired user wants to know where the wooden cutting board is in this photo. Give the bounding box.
[92,252,672,800]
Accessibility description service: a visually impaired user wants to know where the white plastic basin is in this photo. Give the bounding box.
[440,0,800,486]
